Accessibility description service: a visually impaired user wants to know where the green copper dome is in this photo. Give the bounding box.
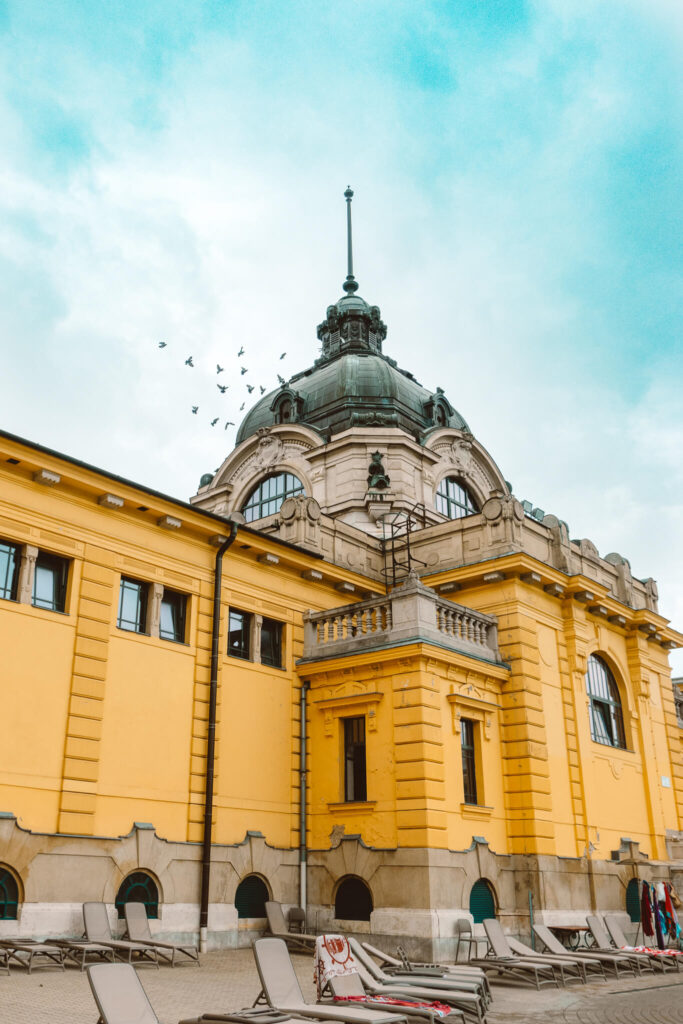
[235,291,470,445]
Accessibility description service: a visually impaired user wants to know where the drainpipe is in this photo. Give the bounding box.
[300,680,310,921]
[199,522,238,953]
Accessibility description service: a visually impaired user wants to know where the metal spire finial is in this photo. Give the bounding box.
[343,186,359,294]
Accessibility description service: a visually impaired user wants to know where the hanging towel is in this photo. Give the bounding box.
[314,934,357,1000]
[665,884,681,942]
[641,880,654,938]
[652,883,666,950]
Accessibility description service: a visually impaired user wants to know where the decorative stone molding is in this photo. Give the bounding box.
[17,545,39,604]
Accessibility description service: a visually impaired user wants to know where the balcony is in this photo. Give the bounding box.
[301,573,501,664]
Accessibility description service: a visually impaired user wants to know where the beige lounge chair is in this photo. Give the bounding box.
[265,902,317,954]
[328,971,465,1024]
[0,939,65,973]
[505,937,586,985]
[465,920,557,991]
[532,924,622,978]
[53,938,116,970]
[88,963,159,1024]
[603,914,681,972]
[124,901,199,967]
[83,902,159,967]
[585,915,655,975]
[360,943,490,1005]
[252,937,409,1024]
[347,939,486,1023]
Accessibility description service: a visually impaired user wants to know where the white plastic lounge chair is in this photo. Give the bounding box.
[87,963,159,1024]
[0,939,65,973]
[83,902,159,967]
[603,914,681,972]
[329,971,466,1024]
[505,937,585,985]
[532,924,622,978]
[585,916,654,975]
[124,901,199,967]
[253,937,410,1024]
[265,902,317,954]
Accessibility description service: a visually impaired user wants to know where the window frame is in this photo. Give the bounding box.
[159,587,187,643]
[0,865,19,921]
[31,551,69,612]
[117,576,149,634]
[343,716,367,803]
[228,608,252,660]
[334,875,373,922]
[241,472,305,523]
[114,871,159,920]
[585,654,627,750]
[0,539,20,602]
[461,718,478,805]
[260,616,283,669]
[435,476,478,520]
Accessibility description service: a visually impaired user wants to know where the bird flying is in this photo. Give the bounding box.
[158,342,167,348]
[246,384,254,393]
[240,366,248,375]
[280,352,286,359]
[224,420,235,429]
[185,356,194,367]
[216,364,224,374]
[259,385,266,394]
[240,402,245,410]
[211,417,219,426]
[217,384,228,393]
[192,406,198,414]
[277,374,286,385]
[237,346,244,357]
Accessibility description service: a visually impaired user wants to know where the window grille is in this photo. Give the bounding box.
[235,875,269,918]
[0,540,19,602]
[335,876,373,921]
[469,879,495,924]
[461,719,478,805]
[117,577,148,633]
[115,871,159,919]
[435,477,478,520]
[32,552,69,611]
[0,867,19,920]
[228,609,252,659]
[242,473,304,523]
[625,878,640,923]
[585,655,626,749]
[344,717,367,802]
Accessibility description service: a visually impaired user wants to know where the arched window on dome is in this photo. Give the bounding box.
[242,473,305,523]
[435,477,478,520]
[585,655,626,749]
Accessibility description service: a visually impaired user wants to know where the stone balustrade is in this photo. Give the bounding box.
[302,572,500,663]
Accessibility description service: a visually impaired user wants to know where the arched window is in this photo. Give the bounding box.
[625,878,640,923]
[0,866,19,920]
[435,478,478,520]
[235,874,270,918]
[334,876,373,922]
[469,879,496,924]
[242,473,305,523]
[115,871,159,919]
[585,655,626,749]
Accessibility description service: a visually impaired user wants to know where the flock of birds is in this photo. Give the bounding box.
[157,341,288,431]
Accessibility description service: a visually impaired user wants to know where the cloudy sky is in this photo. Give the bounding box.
[1,0,681,669]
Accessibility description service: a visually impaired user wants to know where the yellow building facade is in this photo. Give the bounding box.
[1,208,682,954]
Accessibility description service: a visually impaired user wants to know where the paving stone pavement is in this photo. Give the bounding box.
[1,948,683,1024]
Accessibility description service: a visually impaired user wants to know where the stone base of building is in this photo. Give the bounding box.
[1,816,681,957]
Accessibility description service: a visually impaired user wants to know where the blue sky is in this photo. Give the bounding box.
[1,0,682,668]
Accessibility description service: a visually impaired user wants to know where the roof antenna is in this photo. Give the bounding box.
[343,186,359,294]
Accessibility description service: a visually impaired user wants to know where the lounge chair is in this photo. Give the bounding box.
[124,901,199,966]
[253,937,410,1024]
[585,915,656,975]
[360,944,490,1004]
[0,945,9,975]
[505,937,585,985]
[532,924,626,978]
[468,920,559,991]
[83,902,159,967]
[603,914,681,971]
[0,939,65,973]
[265,902,317,954]
[53,938,116,970]
[328,971,466,1024]
[341,941,486,1024]
[88,963,159,1024]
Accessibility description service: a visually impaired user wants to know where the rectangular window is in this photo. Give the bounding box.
[0,540,20,601]
[461,718,478,805]
[160,588,187,643]
[261,616,283,668]
[32,552,69,612]
[228,608,252,659]
[344,716,367,803]
[117,577,148,633]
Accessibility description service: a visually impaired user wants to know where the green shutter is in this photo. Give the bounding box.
[625,879,640,923]
[469,880,495,924]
